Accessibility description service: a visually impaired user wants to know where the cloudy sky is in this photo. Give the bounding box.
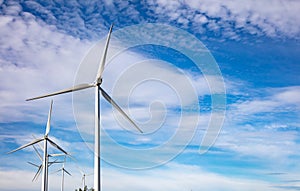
[0,0,300,191]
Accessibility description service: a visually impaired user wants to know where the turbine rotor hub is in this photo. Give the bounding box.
[96,78,102,85]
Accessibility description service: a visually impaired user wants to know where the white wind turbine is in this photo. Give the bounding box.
[79,169,93,190]
[52,156,72,191]
[26,24,143,191]
[28,144,45,182]
[28,144,62,182]
[8,100,68,191]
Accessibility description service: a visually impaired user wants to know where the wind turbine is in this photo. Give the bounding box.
[8,100,68,191]
[52,156,71,191]
[28,144,62,182]
[28,144,44,182]
[78,169,93,190]
[26,24,143,191]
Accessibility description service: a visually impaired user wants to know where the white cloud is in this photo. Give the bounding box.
[209,85,300,165]
[0,169,41,191]
[2,0,299,42]
[216,128,298,162]
[230,86,300,116]
[102,163,285,191]
[149,0,300,39]
[273,86,300,106]
[232,99,278,114]
[0,12,92,123]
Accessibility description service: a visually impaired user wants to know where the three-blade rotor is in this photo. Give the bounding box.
[26,24,142,133]
[8,101,69,155]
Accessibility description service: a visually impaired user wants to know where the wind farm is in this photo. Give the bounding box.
[1,1,299,191]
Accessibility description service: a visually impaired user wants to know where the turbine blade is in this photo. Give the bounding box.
[27,161,39,168]
[49,161,63,165]
[99,87,143,133]
[26,83,95,101]
[48,153,65,157]
[33,165,43,182]
[47,138,68,155]
[32,145,42,161]
[96,24,114,81]
[51,169,62,174]
[66,153,76,162]
[63,169,72,176]
[49,153,76,162]
[45,100,53,136]
[74,165,84,175]
[32,134,44,150]
[48,159,63,166]
[7,138,44,154]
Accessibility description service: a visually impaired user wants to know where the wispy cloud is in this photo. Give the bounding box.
[102,163,286,191]
[148,0,300,40]
[2,0,299,42]
[204,85,300,170]
[0,8,92,123]
[229,86,300,118]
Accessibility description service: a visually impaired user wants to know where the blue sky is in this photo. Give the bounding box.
[0,0,300,190]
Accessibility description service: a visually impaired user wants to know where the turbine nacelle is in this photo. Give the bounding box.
[96,78,103,86]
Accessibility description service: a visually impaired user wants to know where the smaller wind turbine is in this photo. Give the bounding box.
[28,159,62,182]
[77,167,93,191]
[28,145,63,182]
[28,161,43,182]
[28,144,43,182]
[31,138,74,191]
[7,100,68,191]
[52,156,71,191]
[82,172,93,191]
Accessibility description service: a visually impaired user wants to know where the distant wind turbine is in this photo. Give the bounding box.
[26,24,143,191]
[8,100,68,191]
[79,169,93,190]
[52,156,71,191]
[28,144,62,182]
